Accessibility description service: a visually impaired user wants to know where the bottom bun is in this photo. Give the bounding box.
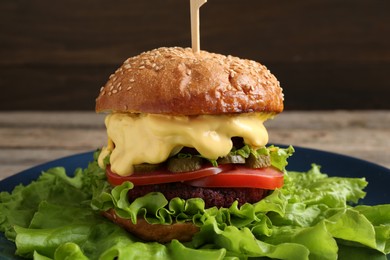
[102,209,200,243]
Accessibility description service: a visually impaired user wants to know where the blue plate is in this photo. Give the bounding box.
[1,146,389,259]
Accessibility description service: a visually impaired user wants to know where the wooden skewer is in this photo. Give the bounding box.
[190,0,207,53]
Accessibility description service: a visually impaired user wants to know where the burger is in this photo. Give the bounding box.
[1,46,384,259]
[94,46,292,243]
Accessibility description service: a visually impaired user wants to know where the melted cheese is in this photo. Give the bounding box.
[98,113,273,176]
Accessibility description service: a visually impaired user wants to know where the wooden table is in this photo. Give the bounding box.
[0,111,389,180]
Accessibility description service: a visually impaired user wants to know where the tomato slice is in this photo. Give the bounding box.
[184,166,283,189]
[106,164,234,186]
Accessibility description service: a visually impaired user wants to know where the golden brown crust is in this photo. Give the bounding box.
[102,209,200,243]
[96,47,284,115]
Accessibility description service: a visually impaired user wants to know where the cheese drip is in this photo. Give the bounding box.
[98,113,273,176]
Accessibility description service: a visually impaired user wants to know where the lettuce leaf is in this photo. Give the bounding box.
[0,155,389,259]
[267,145,294,171]
[171,145,294,170]
[0,167,91,241]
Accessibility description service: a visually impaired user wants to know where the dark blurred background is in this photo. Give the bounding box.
[1,0,389,111]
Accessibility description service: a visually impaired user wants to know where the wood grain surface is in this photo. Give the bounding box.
[0,111,389,180]
[1,0,390,110]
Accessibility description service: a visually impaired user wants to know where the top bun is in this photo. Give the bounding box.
[95,47,284,115]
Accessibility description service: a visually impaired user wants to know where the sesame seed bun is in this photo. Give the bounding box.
[95,47,284,115]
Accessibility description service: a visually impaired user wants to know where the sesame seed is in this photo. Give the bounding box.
[127,86,132,91]
[139,66,145,69]
[129,79,135,83]
[108,92,112,96]
[100,86,104,92]
[112,89,118,94]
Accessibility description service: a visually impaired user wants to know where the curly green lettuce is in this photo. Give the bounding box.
[0,151,389,260]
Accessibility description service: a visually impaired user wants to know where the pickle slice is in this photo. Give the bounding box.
[245,153,271,168]
[217,154,246,164]
[133,163,162,172]
[167,157,203,173]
